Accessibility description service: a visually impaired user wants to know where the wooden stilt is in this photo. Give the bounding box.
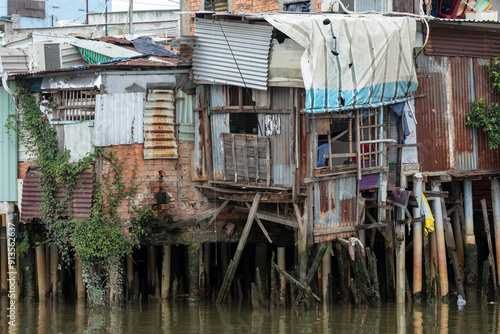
[217,193,262,304]
[278,246,286,305]
[50,245,58,301]
[148,246,157,296]
[322,243,331,303]
[255,243,268,299]
[188,243,200,303]
[481,199,499,298]
[203,243,210,298]
[161,245,171,300]
[127,254,134,301]
[0,234,7,296]
[36,244,47,300]
[75,257,85,300]
[109,263,120,306]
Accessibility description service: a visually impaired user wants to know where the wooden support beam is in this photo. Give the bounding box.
[272,260,320,302]
[313,222,392,236]
[204,200,231,228]
[245,202,272,243]
[233,206,299,229]
[217,193,262,304]
[481,199,499,297]
[365,211,392,242]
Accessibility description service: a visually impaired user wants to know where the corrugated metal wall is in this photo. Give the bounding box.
[0,82,18,201]
[415,54,500,172]
[60,44,87,68]
[93,92,145,147]
[313,177,357,241]
[64,121,94,163]
[0,48,29,73]
[21,169,93,221]
[193,18,273,91]
[177,90,195,143]
[144,90,178,159]
[211,113,229,180]
[257,88,293,186]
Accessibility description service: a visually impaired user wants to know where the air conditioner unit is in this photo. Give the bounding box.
[28,43,62,71]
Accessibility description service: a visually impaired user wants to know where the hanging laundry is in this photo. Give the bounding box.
[348,237,365,261]
[392,188,411,208]
[389,102,410,144]
[421,193,435,235]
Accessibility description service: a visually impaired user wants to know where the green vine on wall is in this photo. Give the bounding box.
[5,80,148,306]
[466,57,500,150]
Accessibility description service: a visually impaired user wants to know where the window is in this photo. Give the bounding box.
[205,0,228,11]
[284,1,310,12]
[50,90,96,122]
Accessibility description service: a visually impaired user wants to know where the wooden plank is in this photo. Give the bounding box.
[231,134,237,183]
[254,137,260,183]
[313,222,392,236]
[266,138,271,186]
[217,193,262,304]
[233,207,299,229]
[481,198,499,296]
[365,211,391,242]
[272,260,320,302]
[328,129,332,170]
[204,200,231,229]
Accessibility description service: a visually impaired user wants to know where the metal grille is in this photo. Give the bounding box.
[143,90,178,159]
[52,90,96,122]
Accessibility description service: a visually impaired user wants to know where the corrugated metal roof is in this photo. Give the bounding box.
[415,54,500,172]
[211,112,229,180]
[60,44,88,68]
[93,93,145,147]
[424,25,500,59]
[193,18,273,91]
[177,90,195,143]
[313,177,357,242]
[0,48,29,73]
[144,90,178,159]
[20,168,93,221]
[0,81,18,201]
[64,121,94,163]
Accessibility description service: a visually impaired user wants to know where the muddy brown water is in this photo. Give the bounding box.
[1,298,499,333]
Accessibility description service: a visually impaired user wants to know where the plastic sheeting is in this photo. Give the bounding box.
[265,14,418,113]
[131,37,178,58]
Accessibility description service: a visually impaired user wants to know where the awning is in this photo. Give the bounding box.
[265,14,418,113]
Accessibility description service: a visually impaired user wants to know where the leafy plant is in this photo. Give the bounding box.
[466,57,500,150]
[5,80,149,306]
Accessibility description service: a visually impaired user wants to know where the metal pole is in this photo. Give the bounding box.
[431,181,449,301]
[105,0,108,36]
[491,177,500,289]
[413,173,423,301]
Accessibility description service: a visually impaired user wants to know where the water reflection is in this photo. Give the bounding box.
[4,298,500,333]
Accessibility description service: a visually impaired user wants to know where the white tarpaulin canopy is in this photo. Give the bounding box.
[265,14,418,113]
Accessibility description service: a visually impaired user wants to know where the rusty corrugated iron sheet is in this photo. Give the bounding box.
[144,89,178,159]
[193,110,207,181]
[416,54,500,172]
[474,58,500,169]
[415,55,450,172]
[425,25,500,59]
[20,169,93,221]
[313,177,357,242]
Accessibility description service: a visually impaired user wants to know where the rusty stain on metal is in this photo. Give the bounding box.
[143,89,178,159]
[425,25,500,59]
[416,54,500,172]
[313,177,356,242]
[21,169,94,222]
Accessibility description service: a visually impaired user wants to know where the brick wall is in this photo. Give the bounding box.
[101,142,211,221]
[18,161,35,180]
